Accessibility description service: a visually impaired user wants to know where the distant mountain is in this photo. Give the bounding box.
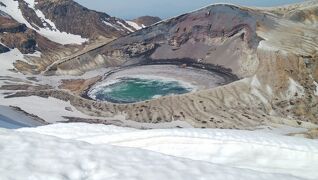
[0,0,139,47]
[126,16,161,31]
[269,0,318,27]
[132,16,162,27]
[33,0,138,39]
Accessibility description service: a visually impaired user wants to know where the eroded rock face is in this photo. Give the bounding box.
[0,14,60,54]
[0,15,35,53]
[0,16,27,33]
[56,4,262,77]
[1,29,36,54]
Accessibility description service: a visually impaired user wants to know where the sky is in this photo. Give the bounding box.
[74,0,304,20]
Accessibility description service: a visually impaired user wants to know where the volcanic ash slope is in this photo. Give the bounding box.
[37,1,318,131]
[1,1,318,133]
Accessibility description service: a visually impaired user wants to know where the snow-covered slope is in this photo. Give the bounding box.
[0,0,139,45]
[126,21,144,30]
[0,96,96,123]
[0,48,24,76]
[0,0,87,45]
[0,123,316,180]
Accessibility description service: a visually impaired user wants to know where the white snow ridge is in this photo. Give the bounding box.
[0,123,316,180]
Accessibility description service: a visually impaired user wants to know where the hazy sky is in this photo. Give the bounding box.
[74,0,304,19]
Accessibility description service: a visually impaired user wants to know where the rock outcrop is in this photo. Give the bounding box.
[0,43,9,53]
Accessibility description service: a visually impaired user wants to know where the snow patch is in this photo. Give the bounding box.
[0,0,31,27]
[251,88,268,104]
[0,96,95,123]
[258,39,277,51]
[103,20,116,29]
[314,81,318,96]
[266,85,273,96]
[286,78,305,98]
[249,75,269,104]
[251,75,261,88]
[37,28,88,45]
[25,50,41,57]
[117,21,134,32]
[0,48,24,76]
[126,21,143,30]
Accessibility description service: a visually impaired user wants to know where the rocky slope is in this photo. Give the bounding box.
[34,0,138,39]
[0,0,141,54]
[0,0,142,74]
[50,4,263,77]
[0,10,59,54]
[0,0,138,43]
[0,8,77,74]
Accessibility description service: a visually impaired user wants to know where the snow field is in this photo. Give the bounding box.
[17,123,318,180]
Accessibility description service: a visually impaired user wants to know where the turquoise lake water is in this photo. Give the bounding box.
[91,77,192,103]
